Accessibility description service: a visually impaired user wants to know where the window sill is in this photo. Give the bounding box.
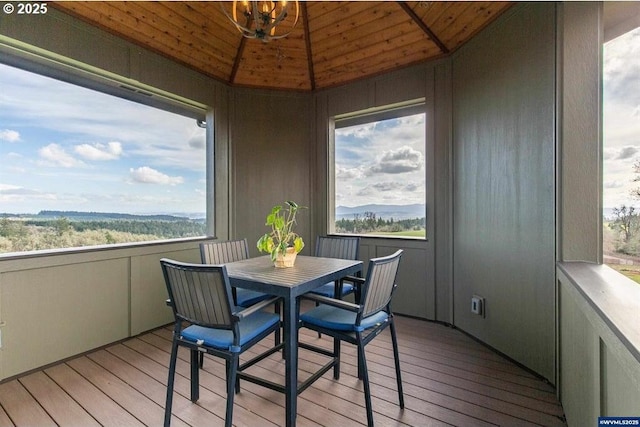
[558,262,640,363]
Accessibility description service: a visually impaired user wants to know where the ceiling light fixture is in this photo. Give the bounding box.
[222,1,299,42]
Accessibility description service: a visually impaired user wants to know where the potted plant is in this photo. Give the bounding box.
[257,200,306,267]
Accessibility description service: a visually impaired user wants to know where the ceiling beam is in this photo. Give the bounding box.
[397,2,450,54]
[301,2,316,91]
[229,37,247,84]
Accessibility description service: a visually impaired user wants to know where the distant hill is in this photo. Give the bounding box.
[35,210,193,222]
[336,204,426,220]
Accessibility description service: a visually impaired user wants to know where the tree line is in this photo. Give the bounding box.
[335,211,425,234]
[608,160,640,257]
[0,216,206,253]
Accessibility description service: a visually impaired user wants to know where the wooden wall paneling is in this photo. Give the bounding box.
[452,3,556,381]
[230,89,313,256]
[0,260,130,379]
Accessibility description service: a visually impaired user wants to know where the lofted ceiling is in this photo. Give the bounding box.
[52,1,513,92]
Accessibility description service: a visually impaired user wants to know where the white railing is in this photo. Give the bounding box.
[557,262,640,426]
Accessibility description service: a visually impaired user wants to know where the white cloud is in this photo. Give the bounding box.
[367,146,424,175]
[129,166,184,185]
[0,129,20,142]
[37,143,85,168]
[74,141,123,161]
[336,165,362,180]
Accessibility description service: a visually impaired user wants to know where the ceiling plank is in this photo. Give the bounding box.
[50,1,513,92]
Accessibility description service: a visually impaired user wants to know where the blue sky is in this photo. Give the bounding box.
[335,113,426,207]
[603,26,640,209]
[0,63,206,215]
[1,25,636,215]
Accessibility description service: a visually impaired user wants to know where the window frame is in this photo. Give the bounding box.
[0,39,215,256]
[328,100,427,239]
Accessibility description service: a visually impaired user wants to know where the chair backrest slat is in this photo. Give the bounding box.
[201,239,250,264]
[161,259,235,329]
[360,250,403,318]
[315,236,360,261]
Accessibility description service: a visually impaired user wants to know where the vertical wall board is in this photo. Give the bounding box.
[374,63,429,106]
[230,89,313,256]
[452,3,557,381]
[559,280,599,426]
[434,62,453,323]
[130,248,200,336]
[0,260,129,379]
[602,342,640,416]
[376,243,431,319]
[215,85,232,240]
[559,2,603,263]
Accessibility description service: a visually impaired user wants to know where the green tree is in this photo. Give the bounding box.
[55,216,71,236]
[609,205,640,254]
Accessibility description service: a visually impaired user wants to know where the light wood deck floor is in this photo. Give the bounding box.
[0,312,566,426]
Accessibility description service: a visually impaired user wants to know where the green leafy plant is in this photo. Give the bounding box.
[257,201,306,261]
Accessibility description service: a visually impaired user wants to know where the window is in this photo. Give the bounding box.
[331,103,426,238]
[0,61,209,254]
[602,26,640,281]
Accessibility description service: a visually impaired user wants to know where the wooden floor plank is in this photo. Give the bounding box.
[85,349,190,427]
[45,363,145,427]
[0,315,566,427]
[18,371,100,427]
[66,356,171,427]
[104,343,227,427]
[0,380,56,427]
[0,404,14,427]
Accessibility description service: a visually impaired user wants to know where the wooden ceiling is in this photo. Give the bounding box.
[52,1,513,92]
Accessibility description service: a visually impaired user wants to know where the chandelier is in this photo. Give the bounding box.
[222,1,300,42]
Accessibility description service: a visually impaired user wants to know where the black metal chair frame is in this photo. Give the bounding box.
[200,238,281,349]
[311,235,361,299]
[161,259,283,427]
[299,250,405,427]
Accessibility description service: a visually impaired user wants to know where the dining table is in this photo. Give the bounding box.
[225,254,363,427]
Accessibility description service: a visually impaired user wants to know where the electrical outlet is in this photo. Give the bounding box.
[471,295,485,317]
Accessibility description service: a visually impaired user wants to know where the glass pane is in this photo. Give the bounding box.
[0,63,206,253]
[603,26,640,281]
[334,111,426,238]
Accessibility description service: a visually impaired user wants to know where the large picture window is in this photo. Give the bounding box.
[602,26,640,281]
[0,62,208,254]
[331,103,426,238]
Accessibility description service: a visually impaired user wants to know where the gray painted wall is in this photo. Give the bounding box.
[451,3,557,381]
[229,88,314,255]
[559,2,603,263]
[1,2,610,389]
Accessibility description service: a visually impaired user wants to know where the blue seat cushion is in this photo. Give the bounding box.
[181,311,280,352]
[309,282,355,298]
[235,288,271,307]
[300,304,389,332]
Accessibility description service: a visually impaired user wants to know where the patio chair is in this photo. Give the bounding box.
[307,235,361,338]
[200,239,272,307]
[299,250,405,427]
[309,235,361,299]
[200,239,281,361]
[161,259,281,427]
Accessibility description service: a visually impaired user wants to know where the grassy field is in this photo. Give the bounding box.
[366,229,426,238]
